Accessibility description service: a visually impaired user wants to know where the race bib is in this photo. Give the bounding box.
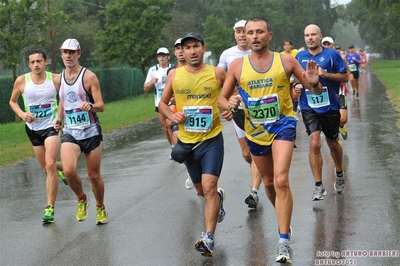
[247,94,280,124]
[306,87,330,108]
[29,104,52,120]
[65,108,90,129]
[183,106,213,132]
[349,64,357,71]
[157,87,164,99]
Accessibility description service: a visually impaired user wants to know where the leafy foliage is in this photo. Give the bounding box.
[0,0,47,79]
[49,0,102,69]
[345,0,400,59]
[202,15,233,61]
[93,0,175,75]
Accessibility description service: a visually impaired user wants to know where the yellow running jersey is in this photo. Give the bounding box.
[173,65,223,143]
[238,52,296,146]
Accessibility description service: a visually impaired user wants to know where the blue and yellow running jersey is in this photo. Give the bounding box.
[238,52,296,146]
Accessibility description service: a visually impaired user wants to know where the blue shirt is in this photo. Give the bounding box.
[345,52,361,72]
[296,47,347,113]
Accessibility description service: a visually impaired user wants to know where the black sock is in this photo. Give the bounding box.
[316,181,323,187]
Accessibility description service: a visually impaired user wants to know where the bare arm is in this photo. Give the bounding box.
[218,58,242,121]
[9,75,35,123]
[143,68,158,92]
[53,100,64,132]
[214,66,226,88]
[83,70,105,113]
[318,69,349,83]
[143,77,158,92]
[52,73,61,91]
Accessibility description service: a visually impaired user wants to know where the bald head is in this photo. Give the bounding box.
[304,24,323,52]
[304,24,321,35]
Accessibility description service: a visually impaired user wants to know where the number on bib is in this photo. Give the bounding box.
[183,106,213,132]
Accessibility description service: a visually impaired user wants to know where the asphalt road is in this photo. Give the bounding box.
[0,68,399,265]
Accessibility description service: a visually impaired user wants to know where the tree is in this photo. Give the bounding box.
[93,0,175,76]
[345,0,400,59]
[49,0,102,69]
[202,15,233,61]
[0,0,48,80]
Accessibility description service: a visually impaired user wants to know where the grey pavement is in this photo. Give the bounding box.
[0,68,399,265]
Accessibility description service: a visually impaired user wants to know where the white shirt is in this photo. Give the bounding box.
[217,46,251,71]
[144,64,171,107]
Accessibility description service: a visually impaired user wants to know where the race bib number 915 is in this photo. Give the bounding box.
[183,106,213,132]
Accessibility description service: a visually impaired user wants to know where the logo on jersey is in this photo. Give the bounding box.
[248,78,273,90]
[67,91,78,103]
[187,93,211,99]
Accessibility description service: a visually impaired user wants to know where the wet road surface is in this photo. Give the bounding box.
[0,69,399,265]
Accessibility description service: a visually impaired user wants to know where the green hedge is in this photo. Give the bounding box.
[0,66,145,124]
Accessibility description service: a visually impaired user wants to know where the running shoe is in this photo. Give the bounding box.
[76,198,89,221]
[58,170,68,185]
[334,168,345,193]
[185,174,194,190]
[96,206,109,225]
[195,232,214,257]
[217,188,226,223]
[339,125,348,140]
[275,242,292,264]
[244,191,259,208]
[312,185,327,201]
[42,205,54,223]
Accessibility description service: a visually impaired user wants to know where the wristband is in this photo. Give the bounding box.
[312,82,320,88]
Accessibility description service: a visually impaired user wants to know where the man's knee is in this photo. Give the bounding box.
[274,174,290,191]
[242,147,252,164]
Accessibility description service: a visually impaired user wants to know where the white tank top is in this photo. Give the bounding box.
[22,72,58,130]
[60,67,102,140]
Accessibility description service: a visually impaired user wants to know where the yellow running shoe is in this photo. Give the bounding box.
[96,206,108,225]
[58,170,68,185]
[339,125,348,140]
[76,198,89,221]
[42,205,54,223]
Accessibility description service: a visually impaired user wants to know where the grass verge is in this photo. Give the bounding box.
[0,94,156,167]
[370,59,400,110]
[370,59,400,128]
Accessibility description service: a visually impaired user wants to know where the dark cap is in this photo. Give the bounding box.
[181,33,204,45]
[335,45,341,49]
[174,38,182,46]
[349,45,355,49]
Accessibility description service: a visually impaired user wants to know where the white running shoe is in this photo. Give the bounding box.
[185,174,194,190]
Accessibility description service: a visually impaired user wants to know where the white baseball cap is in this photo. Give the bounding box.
[321,37,334,44]
[233,20,246,30]
[157,47,169,55]
[59,38,81,50]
